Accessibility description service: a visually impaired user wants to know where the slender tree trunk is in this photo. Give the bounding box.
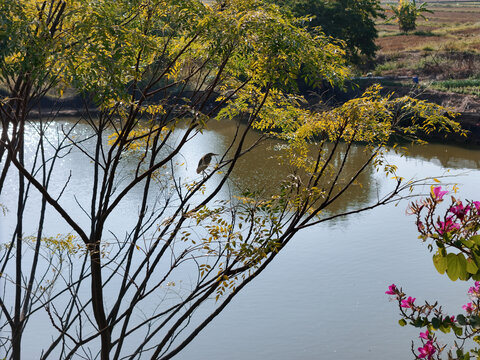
[89,242,111,360]
[12,128,25,360]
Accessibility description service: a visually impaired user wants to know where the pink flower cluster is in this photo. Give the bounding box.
[418,330,436,359]
[450,202,471,221]
[432,186,448,201]
[436,217,460,235]
[401,296,416,308]
[418,340,436,359]
[468,281,480,298]
[427,186,480,236]
[385,284,416,308]
[445,198,480,226]
[391,186,480,360]
[463,302,475,313]
[475,202,480,212]
[419,330,430,339]
[385,285,464,359]
[385,283,397,295]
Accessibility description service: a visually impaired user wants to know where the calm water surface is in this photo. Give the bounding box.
[1,119,479,359]
[181,126,479,360]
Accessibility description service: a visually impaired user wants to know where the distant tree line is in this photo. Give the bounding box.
[269,0,385,64]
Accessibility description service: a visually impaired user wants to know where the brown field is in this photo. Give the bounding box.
[370,2,480,111]
[377,5,480,53]
[373,3,480,86]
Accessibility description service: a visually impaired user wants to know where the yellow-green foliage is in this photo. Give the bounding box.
[235,84,462,176]
[26,233,83,255]
[25,233,113,259]
[108,124,168,151]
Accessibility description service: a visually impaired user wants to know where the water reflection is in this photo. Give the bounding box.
[4,118,476,246]
[403,142,480,170]
[192,120,379,218]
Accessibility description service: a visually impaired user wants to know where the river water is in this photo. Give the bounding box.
[1,119,479,359]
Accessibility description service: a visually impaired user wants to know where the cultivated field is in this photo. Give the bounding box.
[374,1,480,99]
[378,2,480,53]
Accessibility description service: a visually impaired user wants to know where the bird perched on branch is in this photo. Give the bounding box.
[196,152,218,175]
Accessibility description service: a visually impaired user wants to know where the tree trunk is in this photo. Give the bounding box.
[89,243,111,360]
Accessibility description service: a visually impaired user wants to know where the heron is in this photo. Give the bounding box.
[196,152,218,174]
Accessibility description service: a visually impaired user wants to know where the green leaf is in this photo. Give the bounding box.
[457,253,468,281]
[457,314,467,325]
[439,325,451,334]
[461,239,475,248]
[433,253,447,274]
[398,319,407,327]
[431,317,441,329]
[413,318,424,327]
[471,235,480,245]
[467,258,479,274]
[471,315,480,329]
[453,325,463,336]
[446,253,460,281]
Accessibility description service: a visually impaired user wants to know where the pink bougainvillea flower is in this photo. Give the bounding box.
[468,281,480,297]
[401,296,416,308]
[385,284,397,295]
[443,315,455,323]
[437,217,460,235]
[418,340,436,359]
[473,201,480,212]
[432,186,448,201]
[419,330,430,340]
[444,315,455,323]
[463,302,475,313]
[449,202,471,221]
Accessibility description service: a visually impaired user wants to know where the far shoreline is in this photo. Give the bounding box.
[23,87,480,148]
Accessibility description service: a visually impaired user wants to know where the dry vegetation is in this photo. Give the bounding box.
[377,2,480,67]
[376,4,480,74]
[371,1,480,110]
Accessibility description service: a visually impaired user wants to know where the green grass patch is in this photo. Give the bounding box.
[431,78,480,96]
[433,22,480,36]
[375,60,408,72]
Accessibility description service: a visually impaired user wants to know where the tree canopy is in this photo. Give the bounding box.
[270,0,385,63]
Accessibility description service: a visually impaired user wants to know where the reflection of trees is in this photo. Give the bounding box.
[402,143,480,170]
[218,122,378,217]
